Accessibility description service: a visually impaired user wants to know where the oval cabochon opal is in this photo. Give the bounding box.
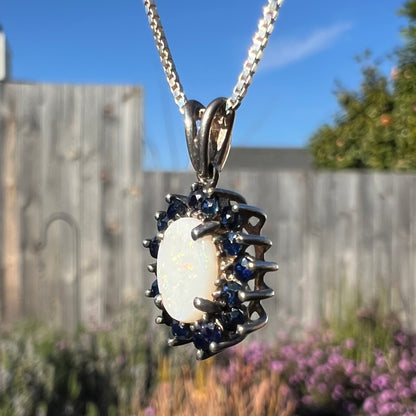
[157,217,218,323]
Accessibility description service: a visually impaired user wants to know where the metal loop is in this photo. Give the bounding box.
[184,97,235,185]
[197,164,220,190]
[184,100,204,173]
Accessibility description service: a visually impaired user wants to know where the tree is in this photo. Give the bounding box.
[309,0,416,170]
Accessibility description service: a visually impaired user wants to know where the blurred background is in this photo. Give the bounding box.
[0,1,415,415]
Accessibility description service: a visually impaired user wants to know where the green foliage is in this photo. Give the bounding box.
[0,303,166,416]
[310,0,416,170]
[328,299,400,365]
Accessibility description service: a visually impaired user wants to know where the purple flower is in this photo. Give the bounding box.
[363,397,376,413]
[395,331,408,346]
[378,402,394,416]
[378,389,397,403]
[399,388,412,400]
[270,360,284,373]
[411,377,416,393]
[331,384,345,401]
[144,406,156,416]
[316,382,327,394]
[399,358,413,373]
[244,341,266,365]
[344,338,355,350]
[372,374,390,391]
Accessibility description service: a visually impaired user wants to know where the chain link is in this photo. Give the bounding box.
[143,0,284,114]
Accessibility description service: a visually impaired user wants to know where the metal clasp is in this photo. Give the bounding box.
[184,97,235,188]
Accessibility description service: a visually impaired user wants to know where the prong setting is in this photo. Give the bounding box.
[143,183,277,359]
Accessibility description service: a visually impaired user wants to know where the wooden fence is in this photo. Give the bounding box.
[0,82,143,329]
[1,82,415,339]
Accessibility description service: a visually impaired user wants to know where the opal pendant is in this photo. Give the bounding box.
[143,98,278,359]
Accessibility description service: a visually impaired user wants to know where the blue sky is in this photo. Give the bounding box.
[1,0,405,170]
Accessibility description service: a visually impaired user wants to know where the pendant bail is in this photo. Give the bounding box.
[184,97,235,188]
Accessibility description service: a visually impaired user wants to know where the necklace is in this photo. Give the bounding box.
[143,0,283,360]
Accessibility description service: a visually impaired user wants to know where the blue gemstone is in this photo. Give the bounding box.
[162,311,173,326]
[192,322,222,351]
[234,256,254,282]
[157,212,169,232]
[188,191,204,210]
[193,331,209,350]
[221,282,243,307]
[149,237,159,258]
[222,309,246,332]
[220,206,242,230]
[222,233,242,255]
[171,322,192,340]
[151,280,159,296]
[201,197,219,217]
[167,199,187,219]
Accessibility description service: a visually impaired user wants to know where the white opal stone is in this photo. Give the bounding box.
[157,217,218,323]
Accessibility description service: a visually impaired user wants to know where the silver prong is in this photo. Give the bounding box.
[147,263,157,273]
[220,258,234,271]
[155,315,164,324]
[154,294,163,310]
[238,288,274,302]
[145,289,153,297]
[142,239,151,248]
[196,349,205,360]
[215,277,226,286]
[155,211,165,220]
[156,232,164,240]
[193,321,201,331]
[165,193,188,203]
[236,204,267,224]
[250,260,279,272]
[209,337,245,354]
[213,235,223,244]
[196,349,215,360]
[237,313,268,336]
[168,337,193,347]
[193,297,222,313]
[231,203,239,213]
[191,221,221,240]
[236,234,272,248]
[212,290,222,299]
[212,188,247,204]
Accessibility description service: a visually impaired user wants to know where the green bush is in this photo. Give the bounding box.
[309,1,416,170]
[0,303,165,416]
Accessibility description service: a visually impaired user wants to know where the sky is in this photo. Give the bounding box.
[1,0,406,170]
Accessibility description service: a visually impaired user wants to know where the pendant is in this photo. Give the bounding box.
[143,98,278,359]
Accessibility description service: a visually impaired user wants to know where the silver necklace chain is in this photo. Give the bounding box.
[143,0,284,114]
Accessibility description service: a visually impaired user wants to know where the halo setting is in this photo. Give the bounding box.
[143,184,278,360]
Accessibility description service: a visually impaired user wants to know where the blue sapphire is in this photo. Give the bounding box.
[157,212,169,232]
[167,199,187,220]
[222,233,242,256]
[234,256,254,282]
[220,206,242,230]
[171,322,192,340]
[222,309,246,332]
[221,282,243,307]
[151,280,159,296]
[201,197,219,217]
[188,190,204,210]
[162,310,173,326]
[192,322,222,351]
[149,237,159,258]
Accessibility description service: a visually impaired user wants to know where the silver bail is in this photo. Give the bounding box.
[184,97,235,187]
